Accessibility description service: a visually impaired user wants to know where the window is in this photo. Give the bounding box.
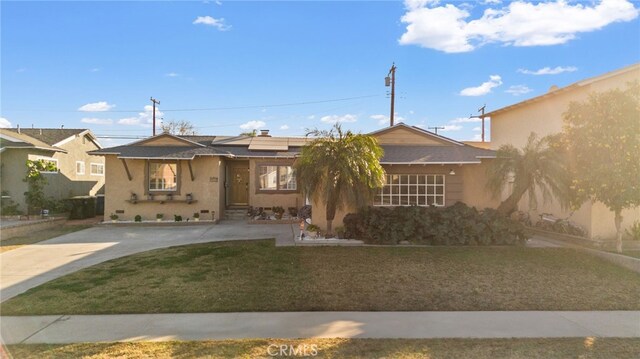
[76,161,85,175]
[374,174,445,207]
[90,163,104,176]
[34,157,59,173]
[149,162,177,191]
[258,165,296,191]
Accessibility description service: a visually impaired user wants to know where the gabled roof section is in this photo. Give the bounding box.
[380,144,495,164]
[485,62,640,117]
[0,129,66,153]
[127,133,207,147]
[369,123,464,146]
[5,128,86,146]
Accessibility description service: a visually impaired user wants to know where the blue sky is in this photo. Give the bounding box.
[2,0,639,146]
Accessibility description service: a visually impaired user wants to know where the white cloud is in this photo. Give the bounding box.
[518,66,578,75]
[307,115,316,120]
[506,85,533,96]
[90,68,100,72]
[279,125,290,130]
[471,133,483,141]
[472,126,482,131]
[370,114,389,126]
[16,68,26,73]
[0,117,12,128]
[81,118,113,125]
[117,105,163,127]
[240,120,266,130]
[78,101,115,112]
[482,0,502,4]
[459,75,502,96]
[440,124,462,132]
[399,0,639,53]
[165,72,179,77]
[320,114,358,124]
[193,16,231,31]
[451,117,482,123]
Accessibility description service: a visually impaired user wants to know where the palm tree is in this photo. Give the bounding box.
[295,124,385,235]
[487,132,570,216]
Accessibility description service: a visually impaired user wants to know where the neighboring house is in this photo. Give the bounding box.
[91,124,498,226]
[486,63,640,239]
[0,128,105,212]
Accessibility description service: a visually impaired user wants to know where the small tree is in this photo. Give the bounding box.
[295,124,385,235]
[240,129,257,137]
[562,82,640,252]
[23,159,57,215]
[160,120,197,135]
[487,132,570,216]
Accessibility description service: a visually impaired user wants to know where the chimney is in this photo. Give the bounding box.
[17,124,20,134]
[258,129,271,137]
[40,129,43,135]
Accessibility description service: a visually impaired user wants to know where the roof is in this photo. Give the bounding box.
[380,145,495,164]
[485,62,640,118]
[369,122,465,146]
[0,129,66,153]
[5,128,87,146]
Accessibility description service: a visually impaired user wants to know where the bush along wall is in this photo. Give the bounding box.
[343,202,527,246]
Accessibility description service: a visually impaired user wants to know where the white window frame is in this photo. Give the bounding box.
[76,161,85,175]
[257,165,297,191]
[148,162,178,192]
[90,163,104,176]
[374,174,445,207]
[34,156,59,173]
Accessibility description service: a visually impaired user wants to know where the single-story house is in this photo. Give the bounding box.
[0,128,105,212]
[486,62,640,239]
[90,124,498,227]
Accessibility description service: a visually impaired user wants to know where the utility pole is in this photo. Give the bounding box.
[428,126,445,135]
[469,104,487,142]
[150,97,160,136]
[385,63,397,127]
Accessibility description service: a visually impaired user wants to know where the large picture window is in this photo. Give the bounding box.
[258,165,296,191]
[149,162,177,191]
[374,174,445,207]
[90,163,104,176]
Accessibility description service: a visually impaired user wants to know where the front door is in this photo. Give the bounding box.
[230,166,249,205]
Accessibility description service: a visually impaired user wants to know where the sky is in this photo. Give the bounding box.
[2,0,639,147]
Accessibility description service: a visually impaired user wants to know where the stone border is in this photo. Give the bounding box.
[98,220,219,227]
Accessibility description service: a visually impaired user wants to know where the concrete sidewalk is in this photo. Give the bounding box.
[2,311,639,344]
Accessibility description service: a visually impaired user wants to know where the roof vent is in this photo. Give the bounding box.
[548,85,559,93]
[258,129,271,137]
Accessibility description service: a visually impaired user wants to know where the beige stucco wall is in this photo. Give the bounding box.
[49,134,105,198]
[246,158,304,209]
[104,155,222,221]
[0,149,31,211]
[489,65,640,239]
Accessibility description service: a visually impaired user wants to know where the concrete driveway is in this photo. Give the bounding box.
[0,221,295,302]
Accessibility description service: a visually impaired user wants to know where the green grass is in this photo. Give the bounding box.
[2,240,640,315]
[0,224,92,253]
[6,338,640,359]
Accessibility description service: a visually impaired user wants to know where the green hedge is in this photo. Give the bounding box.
[343,202,527,246]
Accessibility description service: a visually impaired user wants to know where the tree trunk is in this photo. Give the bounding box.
[325,192,337,237]
[497,185,529,216]
[614,209,623,253]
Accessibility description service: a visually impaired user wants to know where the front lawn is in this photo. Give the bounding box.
[7,338,640,359]
[2,240,639,315]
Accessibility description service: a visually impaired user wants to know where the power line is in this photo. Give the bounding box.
[4,94,382,113]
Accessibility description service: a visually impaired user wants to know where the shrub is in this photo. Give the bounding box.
[134,215,142,222]
[174,215,183,222]
[625,221,640,241]
[343,202,526,246]
[0,191,22,215]
[156,213,164,219]
[109,213,118,221]
[193,212,200,219]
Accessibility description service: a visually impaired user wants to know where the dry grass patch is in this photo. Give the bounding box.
[7,338,640,359]
[2,240,639,315]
